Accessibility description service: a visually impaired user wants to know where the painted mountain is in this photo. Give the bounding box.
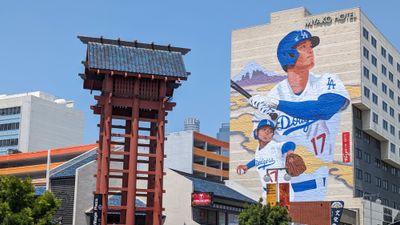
[232,61,286,86]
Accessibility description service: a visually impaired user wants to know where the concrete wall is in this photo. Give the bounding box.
[164,131,194,174]
[163,168,198,225]
[28,95,84,152]
[73,160,97,225]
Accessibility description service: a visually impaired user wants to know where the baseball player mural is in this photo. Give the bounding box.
[232,29,351,202]
[236,111,306,202]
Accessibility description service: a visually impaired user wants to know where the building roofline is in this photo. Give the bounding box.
[78,36,191,55]
[193,131,229,148]
[0,144,97,163]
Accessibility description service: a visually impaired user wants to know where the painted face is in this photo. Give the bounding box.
[257,125,274,143]
[294,40,314,70]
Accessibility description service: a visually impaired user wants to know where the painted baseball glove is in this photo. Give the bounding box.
[285,153,307,177]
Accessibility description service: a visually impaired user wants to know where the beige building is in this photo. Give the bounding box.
[230,7,400,225]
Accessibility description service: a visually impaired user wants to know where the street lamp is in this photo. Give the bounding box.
[362,193,381,225]
[263,167,291,204]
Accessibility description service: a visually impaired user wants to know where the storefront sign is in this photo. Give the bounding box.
[330,201,344,225]
[192,192,213,206]
[279,183,290,209]
[305,12,357,29]
[91,194,102,225]
[266,183,277,206]
[342,132,350,163]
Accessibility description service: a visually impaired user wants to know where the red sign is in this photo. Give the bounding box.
[279,183,290,209]
[342,132,350,163]
[192,192,213,206]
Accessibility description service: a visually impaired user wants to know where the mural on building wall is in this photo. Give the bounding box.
[231,29,359,202]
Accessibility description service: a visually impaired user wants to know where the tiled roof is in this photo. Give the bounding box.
[87,43,188,78]
[176,170,255,203]
[50,149,97,179]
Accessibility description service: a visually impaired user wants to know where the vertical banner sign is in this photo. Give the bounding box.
[266,183,277,206]
[279,183,290,209]
[342,132,350,163]
[91,194,102,225]
[330,201,344,225]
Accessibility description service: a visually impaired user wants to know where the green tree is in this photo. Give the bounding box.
[0,176,61,225]
[239,198,291,225]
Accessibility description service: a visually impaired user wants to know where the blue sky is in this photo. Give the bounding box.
[1,1,399,143]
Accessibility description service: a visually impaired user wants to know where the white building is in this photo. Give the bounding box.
[0,91,84,154]
[230,7,400,225]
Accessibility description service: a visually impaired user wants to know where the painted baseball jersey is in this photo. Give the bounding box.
[254,140,293,200]
[267,73,350,162]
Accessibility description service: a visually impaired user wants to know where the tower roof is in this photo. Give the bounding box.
[79,36,190,78]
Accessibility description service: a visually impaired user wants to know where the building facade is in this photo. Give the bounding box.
[216,122,230,142]
[230,7,400,225]
[165,130,229,181]
[0,91,84,154]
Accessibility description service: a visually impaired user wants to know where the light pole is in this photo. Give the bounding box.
[362,193,381,225]
[263,167,291,204]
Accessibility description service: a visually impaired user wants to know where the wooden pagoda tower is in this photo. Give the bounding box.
[79,36,190,225]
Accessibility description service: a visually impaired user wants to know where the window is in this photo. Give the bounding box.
[376,158,382,168]
[363,27,369,40]
[398,97,400,106]
[382,83,387,94]
[398,63,400,73]
[389,72,394,82]
[388,54,393,65]
[372,112,378,123]
[392,184,398,193]
[356,128,362,138]
[356,148,363,159]
[364,152,371,164]
[382,101,387,112]
[372,93,378,104]
[364,86,370,98]
[376,177,382,187]
[364,172,371,183]
[363,47,369,59]
[356,168,363,180]
[383,179,388,190]
[383,119,388,130]
[383,163,388,172]
[381,47,387,58]
[0,138,18,147]
[372,74,378,85]
[363,66,369,79]
[389,89,394,100]
[391,143,396,153]
[398,80,400,89]
[0,107,21,116]
[363,132,371,144]
[390,107,394,117]
[399,113,400,123]
[391,167,397,176]
[354,107,362,119]
[0,122,20,131]
[371,36,377,48]
[371,55,377,67]
[382,65,387,76]
[390,125,395,135]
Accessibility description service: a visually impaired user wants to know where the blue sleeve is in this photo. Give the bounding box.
[281,141,296,154]
[277,93,347,120]
[246,159,255,169]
